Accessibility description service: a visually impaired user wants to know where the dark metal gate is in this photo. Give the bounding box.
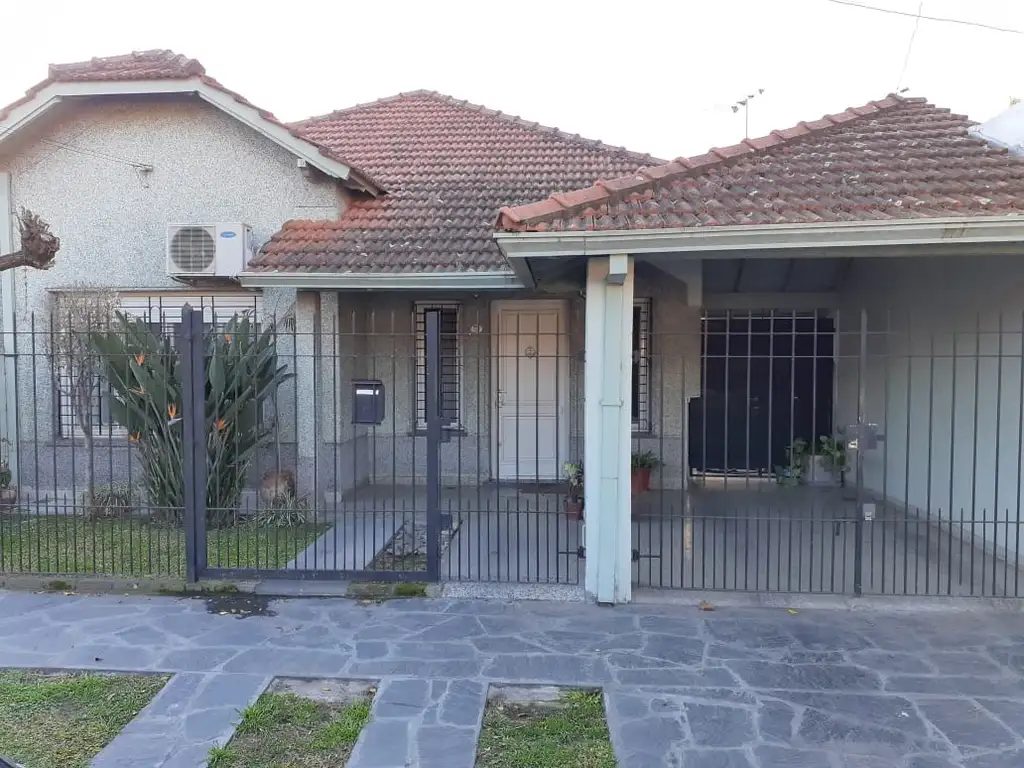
[634,307,1024,598]
[186,305,444,584]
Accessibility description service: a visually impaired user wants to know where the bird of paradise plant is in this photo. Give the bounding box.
[90,311,292,526]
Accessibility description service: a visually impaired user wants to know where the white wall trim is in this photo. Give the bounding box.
[0,79,368,188]
[496,216,1024,259]
[240,271,524,290]
[489,299,570,482]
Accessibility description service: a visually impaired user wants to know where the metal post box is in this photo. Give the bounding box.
[352,380,385,425]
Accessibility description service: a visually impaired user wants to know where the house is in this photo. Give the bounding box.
[0,50,668,586]
[4,50,1024,604]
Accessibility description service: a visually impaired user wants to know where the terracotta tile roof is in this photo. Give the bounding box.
[497,94,1024,233]
[47,49,205,81]
[248,91,661,273]
[0,50,381,194]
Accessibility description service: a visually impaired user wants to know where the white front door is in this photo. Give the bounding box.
[493,301,568,481]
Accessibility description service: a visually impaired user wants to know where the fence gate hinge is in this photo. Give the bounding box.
[577,546,586,559]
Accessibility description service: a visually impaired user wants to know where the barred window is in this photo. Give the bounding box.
[632,299,651,432]
[414,303,460,428]
[56,373,125,439]
[54,293,261,439]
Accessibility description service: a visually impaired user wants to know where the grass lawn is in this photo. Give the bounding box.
[475,689,616,768]
[0,516,326,577]
[0,669,169,768]
[207,691,373,768]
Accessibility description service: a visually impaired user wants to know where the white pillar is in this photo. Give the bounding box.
[584,254,634,604]
[294,291,321,501]
[0,173,17,481]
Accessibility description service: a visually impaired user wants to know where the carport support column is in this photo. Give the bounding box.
[584,254,634,604]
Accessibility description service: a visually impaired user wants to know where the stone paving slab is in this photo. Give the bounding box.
[1,591,1024,766]
[348,677,486,768]
[91,672,270,768]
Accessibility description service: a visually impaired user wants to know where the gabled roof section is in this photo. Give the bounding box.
[0,50,382,194]
[497,94,1024,232]
[47,49,205,81]
[246,90,662,274]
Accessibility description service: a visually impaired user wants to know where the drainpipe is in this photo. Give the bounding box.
[583,254,634,604]
[0,174,18,481]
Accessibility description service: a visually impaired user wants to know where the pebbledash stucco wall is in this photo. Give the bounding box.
[0,94,346,502]
[314,268,702,497]
[836,253,1024,570]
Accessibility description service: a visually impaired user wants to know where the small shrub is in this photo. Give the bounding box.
[255,493,309,527]
[85,481,135,519]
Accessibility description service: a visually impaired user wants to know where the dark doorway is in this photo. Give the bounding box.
[689,312,835,475]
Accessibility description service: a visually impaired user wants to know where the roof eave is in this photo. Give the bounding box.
[237,269,525,290]
[495,216,1024,260]
[0,78,382,192]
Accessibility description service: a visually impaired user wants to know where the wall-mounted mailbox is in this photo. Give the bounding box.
[352,380,385,425]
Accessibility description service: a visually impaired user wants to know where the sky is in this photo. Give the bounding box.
[0,0,1021,161]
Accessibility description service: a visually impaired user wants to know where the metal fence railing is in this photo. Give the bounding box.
[1,299,1022,597]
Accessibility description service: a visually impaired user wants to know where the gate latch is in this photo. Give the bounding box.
[844,423,884,451]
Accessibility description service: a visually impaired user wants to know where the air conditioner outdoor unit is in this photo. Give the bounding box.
[166,223,255,278]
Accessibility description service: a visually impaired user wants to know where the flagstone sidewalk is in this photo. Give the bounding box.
[1,590,1023,767]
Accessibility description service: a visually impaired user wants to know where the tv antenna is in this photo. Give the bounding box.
[731,89,765,138]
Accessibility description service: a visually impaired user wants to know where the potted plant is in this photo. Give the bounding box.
[0,439,16,509]
[813,434,847,487]
[630,450,661,494]
[562,461,584,519]
[775,438,809,486]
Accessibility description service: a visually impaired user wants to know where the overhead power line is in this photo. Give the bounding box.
[896,1,924,91]
[825,0,1024,35]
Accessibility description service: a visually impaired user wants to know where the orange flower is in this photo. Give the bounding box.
[167,404,177,419]
[214,418,227,431]
[134,353,145,365]
[128,432,141,443]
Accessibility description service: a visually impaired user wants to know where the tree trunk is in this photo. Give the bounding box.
[0,250,35,272]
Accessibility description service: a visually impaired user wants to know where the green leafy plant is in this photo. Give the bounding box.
[255,492,309,527]
[817,435,847,475]
[563,461,583,500]
[90,311,292,527]
[84,481,135,520]
[775,438,809,486]
[631,450,662,470]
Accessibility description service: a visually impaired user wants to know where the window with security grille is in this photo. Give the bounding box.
[54,293,260,438]
[56,372,124,439]
[414,303,460,428]
[633,299,652,432]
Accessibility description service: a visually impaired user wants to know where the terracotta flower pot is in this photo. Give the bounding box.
[631,468,651,495]
[563,498,584,520]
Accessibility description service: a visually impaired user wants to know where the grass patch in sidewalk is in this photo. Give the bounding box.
[207,687,374,768]
[476,688,616,768]
[0,669,169,768]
